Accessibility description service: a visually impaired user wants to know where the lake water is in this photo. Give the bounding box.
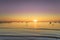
[0,22,60,40]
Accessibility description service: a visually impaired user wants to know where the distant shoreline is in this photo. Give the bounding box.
[0,21,60,23]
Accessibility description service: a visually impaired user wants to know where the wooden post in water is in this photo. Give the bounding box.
[49,22,52,24]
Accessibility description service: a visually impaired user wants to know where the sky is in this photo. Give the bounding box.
[0,0,60,21]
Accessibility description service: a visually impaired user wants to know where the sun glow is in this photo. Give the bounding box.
[33,20,38,22]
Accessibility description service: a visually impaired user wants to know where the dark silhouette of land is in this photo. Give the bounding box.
[0,21,60,24]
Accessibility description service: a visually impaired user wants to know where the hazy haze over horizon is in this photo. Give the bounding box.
[0,0,60,21]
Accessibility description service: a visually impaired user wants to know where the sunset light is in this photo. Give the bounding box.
[0,0,60,40]
[33,20,38,22]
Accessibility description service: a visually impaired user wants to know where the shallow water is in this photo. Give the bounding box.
[0,22,60,40]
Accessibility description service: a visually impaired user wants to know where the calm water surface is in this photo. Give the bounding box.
[0,22,60,36]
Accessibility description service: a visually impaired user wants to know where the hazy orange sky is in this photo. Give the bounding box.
[0,0,60,21]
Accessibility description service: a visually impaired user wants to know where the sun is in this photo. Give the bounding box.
[33,20,38,22]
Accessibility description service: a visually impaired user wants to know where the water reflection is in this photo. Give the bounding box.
[0,22,60,29]
[0,22,60,37]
